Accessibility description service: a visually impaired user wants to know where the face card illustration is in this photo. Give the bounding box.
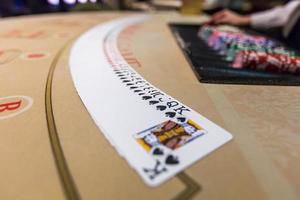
[135,120,206,152]
[70,15,233,186]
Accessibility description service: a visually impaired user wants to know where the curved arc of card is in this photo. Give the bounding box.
[69,15,233,187]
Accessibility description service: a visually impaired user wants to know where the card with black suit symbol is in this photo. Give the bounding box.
[70,15,233,187]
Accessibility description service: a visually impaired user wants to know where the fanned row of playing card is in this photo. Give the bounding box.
[69,15,233,186]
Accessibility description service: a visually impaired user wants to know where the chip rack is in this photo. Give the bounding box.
[169,24,300,86]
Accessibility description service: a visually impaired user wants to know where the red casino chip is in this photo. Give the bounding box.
[233,51,300,75]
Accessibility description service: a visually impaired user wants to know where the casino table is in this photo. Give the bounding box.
[0,12,299,200]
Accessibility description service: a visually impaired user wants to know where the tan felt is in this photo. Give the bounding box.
[0,12,299,200]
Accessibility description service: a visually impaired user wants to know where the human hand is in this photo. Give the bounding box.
[209,9,251,26]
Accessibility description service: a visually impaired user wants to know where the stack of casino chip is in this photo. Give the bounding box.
[232,51,300,75]
[198,25,300,75]
[225,42,298,62]
[199,26,278,52]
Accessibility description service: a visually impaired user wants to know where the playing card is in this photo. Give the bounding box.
[69,15,233,186]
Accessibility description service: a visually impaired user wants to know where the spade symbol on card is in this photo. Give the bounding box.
[177,117,186,123]
[142,96,152,100]
[165,155,179,165]
[149,100,159,105]
[152,147,164,156]
[165,112,176,118]
[156,105,167,111]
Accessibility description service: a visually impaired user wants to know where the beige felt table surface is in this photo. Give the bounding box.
[0,11,299,200]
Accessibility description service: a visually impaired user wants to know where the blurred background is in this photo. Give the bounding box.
[0,0,286,17]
